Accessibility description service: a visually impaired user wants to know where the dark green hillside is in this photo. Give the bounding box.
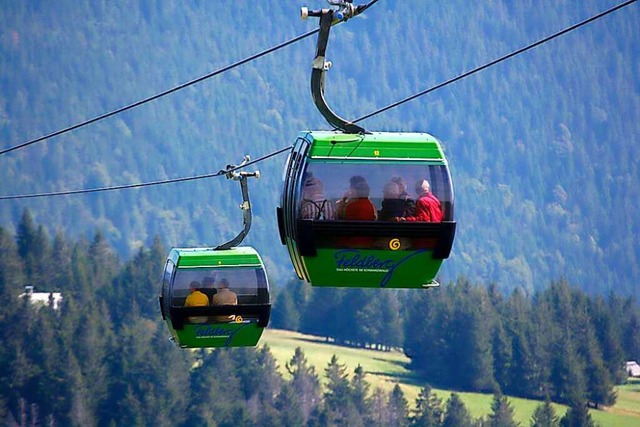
[1,0,638,294]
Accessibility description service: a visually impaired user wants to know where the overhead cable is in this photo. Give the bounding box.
[0,29,319,157]
[0,0,635,201]
[0,0,382,157]
[0,146,291,200]
[353,0,637,124]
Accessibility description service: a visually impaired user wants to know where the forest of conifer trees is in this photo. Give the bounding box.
[1,1,639,425]
[1,211,638,425]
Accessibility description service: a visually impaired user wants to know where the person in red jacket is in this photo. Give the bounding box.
[395,179,443,222]
[337,177,377,247]
[340,179,377,221]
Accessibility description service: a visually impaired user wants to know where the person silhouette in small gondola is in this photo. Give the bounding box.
[212,278,238,323]
[185,280,209,323]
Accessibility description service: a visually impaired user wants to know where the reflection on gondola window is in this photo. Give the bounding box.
[298,162,453,221]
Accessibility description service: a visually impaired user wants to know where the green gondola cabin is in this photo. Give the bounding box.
[277,131,456,288]
[159,246,270,348]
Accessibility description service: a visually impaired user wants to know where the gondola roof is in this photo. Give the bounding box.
[300,131,446,160]
[169,246,263,268]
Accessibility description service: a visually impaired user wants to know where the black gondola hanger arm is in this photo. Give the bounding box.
[302,1,368,134]
[215,155,259,250]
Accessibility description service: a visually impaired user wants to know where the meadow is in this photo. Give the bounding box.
[262,329,640,426]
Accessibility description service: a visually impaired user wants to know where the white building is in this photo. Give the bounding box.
[19,285,63,310]
[626,361,640,378]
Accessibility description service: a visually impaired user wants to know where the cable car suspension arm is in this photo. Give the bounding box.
[302,0,369,134]
[215,155,260,250]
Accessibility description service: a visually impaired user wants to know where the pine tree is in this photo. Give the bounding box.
[0,226,25,303]
[388,384,409,427]
[302,288,345,342]
[530,398,559,427]
[65,301,115,423]
[527,294,553,399]
[189,349,249,426]
[549,330,586,404]
[15,209,51,283]
[108,241,162,324]
[38,305,78,422]
[492,319,513,392]
[351,365,370,418]
[50,231,74,292]
[505,288,535,398]
[106,314,191,426]
[487,392,519,427]
[404,286,451,384]
[0,396,6,424]
[448,280,496,391]
[442,393,473,427]
[70,239,93,303]
[367,387,391,426]
[66,352,95,427]
[276,382,305,427]
[88,229,120,292]
[286,347,321,424]
[622,299,640,367]
[559,398,596,427]
[410,385,444,427]
[355,296,385,348]
[272,286,301,330]
[385,292,406,349]
[234,346,282,424]
[324,354,361,426]
[582,326,615,408]
[592,295,625,383]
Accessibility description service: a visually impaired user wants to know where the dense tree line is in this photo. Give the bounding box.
[1,1,639,296]
[0,212,478,425]
[405,278,640,408]
[273,273,640,408]
[3,211,632,425]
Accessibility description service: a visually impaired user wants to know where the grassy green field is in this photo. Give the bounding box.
[261,329,640,426]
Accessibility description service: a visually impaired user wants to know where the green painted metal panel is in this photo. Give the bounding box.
[303,247,443,288]
[169,320,264,348]
[171,246,262,268]
[303,131,445,160]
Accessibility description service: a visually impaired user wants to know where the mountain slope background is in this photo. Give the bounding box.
[1,0,638,295]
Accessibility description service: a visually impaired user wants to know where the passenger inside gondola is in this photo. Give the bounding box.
[336,176,377,221]
[212,278,238,323]
[185,280,209,323]
[378,180,405,221]
[394,179,443,223]
[335,176,377,247]
[295,163,452,251]
[301,174,336,220]
[390,176,415,217]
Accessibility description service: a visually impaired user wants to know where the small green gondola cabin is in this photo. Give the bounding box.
[277,131,456,289]
[159,246,270,348]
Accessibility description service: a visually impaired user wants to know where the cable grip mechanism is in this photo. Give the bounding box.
[301,0,360,23]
